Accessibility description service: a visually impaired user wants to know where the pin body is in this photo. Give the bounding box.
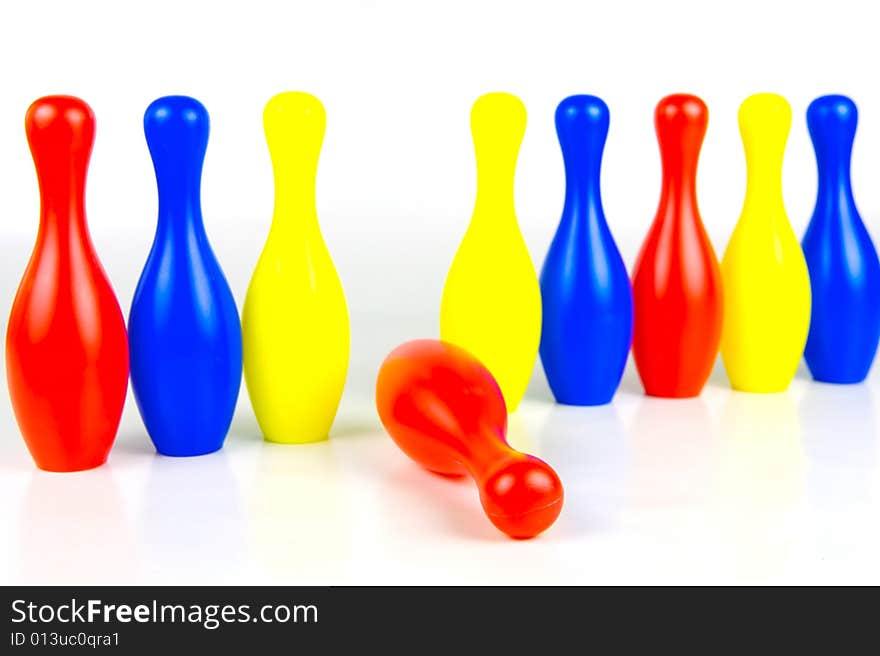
[721,93,811,392]
[376,339,563,539]
[440,92,541,412]
[242,92,350,444]
[6,96,129,471]
[632,94,723,398]
[540,95,632,405]
[129,96,243,456]
[802,95,880,384]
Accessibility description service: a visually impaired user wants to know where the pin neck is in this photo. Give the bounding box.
[473,169,516,221]
[561,149,604,224]
[147,130,208,235]
[460,423,516,479]
[269,175,320,237]
[37,166,88,239]
[814,154,856,220]
[658,171,699,217]
[743,163,786,215]
[654,123,702,213]
[155,179,205,234]
[264,131,323,239]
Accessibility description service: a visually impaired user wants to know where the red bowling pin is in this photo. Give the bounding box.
[6,96,129,472]
[631,94,723,397]
[375,339,563,539]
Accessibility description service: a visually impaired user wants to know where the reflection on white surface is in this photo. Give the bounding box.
[141,450,245,582]
[16,468,137,584]
[798,383,880,580]
[628,395,716,511]
[717,390,805,506]
[539,403,629,536]
[372,438,502,544]
[2,379,880,584]
[800,383,877,509]
[247,441,351,578]
[716,389,806,582]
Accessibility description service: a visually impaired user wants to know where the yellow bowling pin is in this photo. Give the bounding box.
[440,92,541,412]
[720,93,811,393]
[242,92,350,443]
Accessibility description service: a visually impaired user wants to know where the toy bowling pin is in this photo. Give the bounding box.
[721,93,811,392]
[129,96,243,456]
[6,96,129,471]
[242,92,350,443]
[440,92,541,412]
[375,339,563,539]
[632,94,723,397]
[802,95,880,384]
[540,95,633,405]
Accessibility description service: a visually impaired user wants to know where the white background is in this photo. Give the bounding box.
[1,0,879,584]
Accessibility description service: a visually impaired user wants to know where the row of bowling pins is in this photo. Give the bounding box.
[380,91,875,539]
[6,93,347,472]
[459,91,880,411]
[5,90,876,476]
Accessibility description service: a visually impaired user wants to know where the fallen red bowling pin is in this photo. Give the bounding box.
[375,339,564,539]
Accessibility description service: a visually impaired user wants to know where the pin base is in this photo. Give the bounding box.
[155,443,224,458]
[552,394,615,407]
[809,372,869,386]
[263,433,329,445]
[643,389,703,399]
[729,383,791,394]
[33,453,108,473]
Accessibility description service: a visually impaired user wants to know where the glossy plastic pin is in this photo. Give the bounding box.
[242,92,350,443]
[540,95,633,405]
[721,93,811,393]
[376,339,564,539]
[632,94,723,397]
[802,95,880,384]
[6,96,129,471]
[128,96,243,456]
[440,93,541,412]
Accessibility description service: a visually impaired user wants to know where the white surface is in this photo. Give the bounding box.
[2,0,880,585]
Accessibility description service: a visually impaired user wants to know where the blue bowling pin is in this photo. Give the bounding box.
[802,95,880,384]
[540,95,633,405]
[129,96,243,456]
